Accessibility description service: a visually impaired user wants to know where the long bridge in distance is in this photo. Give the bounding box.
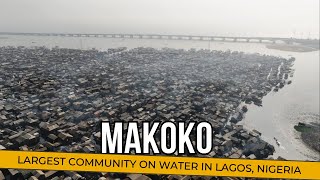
[0,32,315,44]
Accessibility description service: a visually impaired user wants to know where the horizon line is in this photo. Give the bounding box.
[0,32,319,40]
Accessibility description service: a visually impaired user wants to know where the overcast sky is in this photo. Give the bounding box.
[0,0,319,38]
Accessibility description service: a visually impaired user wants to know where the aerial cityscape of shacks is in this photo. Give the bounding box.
[0,46,294,180]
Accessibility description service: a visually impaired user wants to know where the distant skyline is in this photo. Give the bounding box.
[0,0,319,38]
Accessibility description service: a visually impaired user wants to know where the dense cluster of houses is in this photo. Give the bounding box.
[0,47,294,179]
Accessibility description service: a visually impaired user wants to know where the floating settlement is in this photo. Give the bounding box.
[0,46,294,180]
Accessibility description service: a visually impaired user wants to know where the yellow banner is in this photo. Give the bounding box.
[0,150,319,179]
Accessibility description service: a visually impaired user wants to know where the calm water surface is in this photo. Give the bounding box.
[0,35,319,160]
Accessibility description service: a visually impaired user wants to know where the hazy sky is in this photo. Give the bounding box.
[0,0,319,38]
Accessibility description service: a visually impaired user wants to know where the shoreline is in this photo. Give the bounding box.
[295,122,320,155]
[266,44,319,52]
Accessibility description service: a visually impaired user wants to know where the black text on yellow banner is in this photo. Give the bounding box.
[0,150,319,179]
